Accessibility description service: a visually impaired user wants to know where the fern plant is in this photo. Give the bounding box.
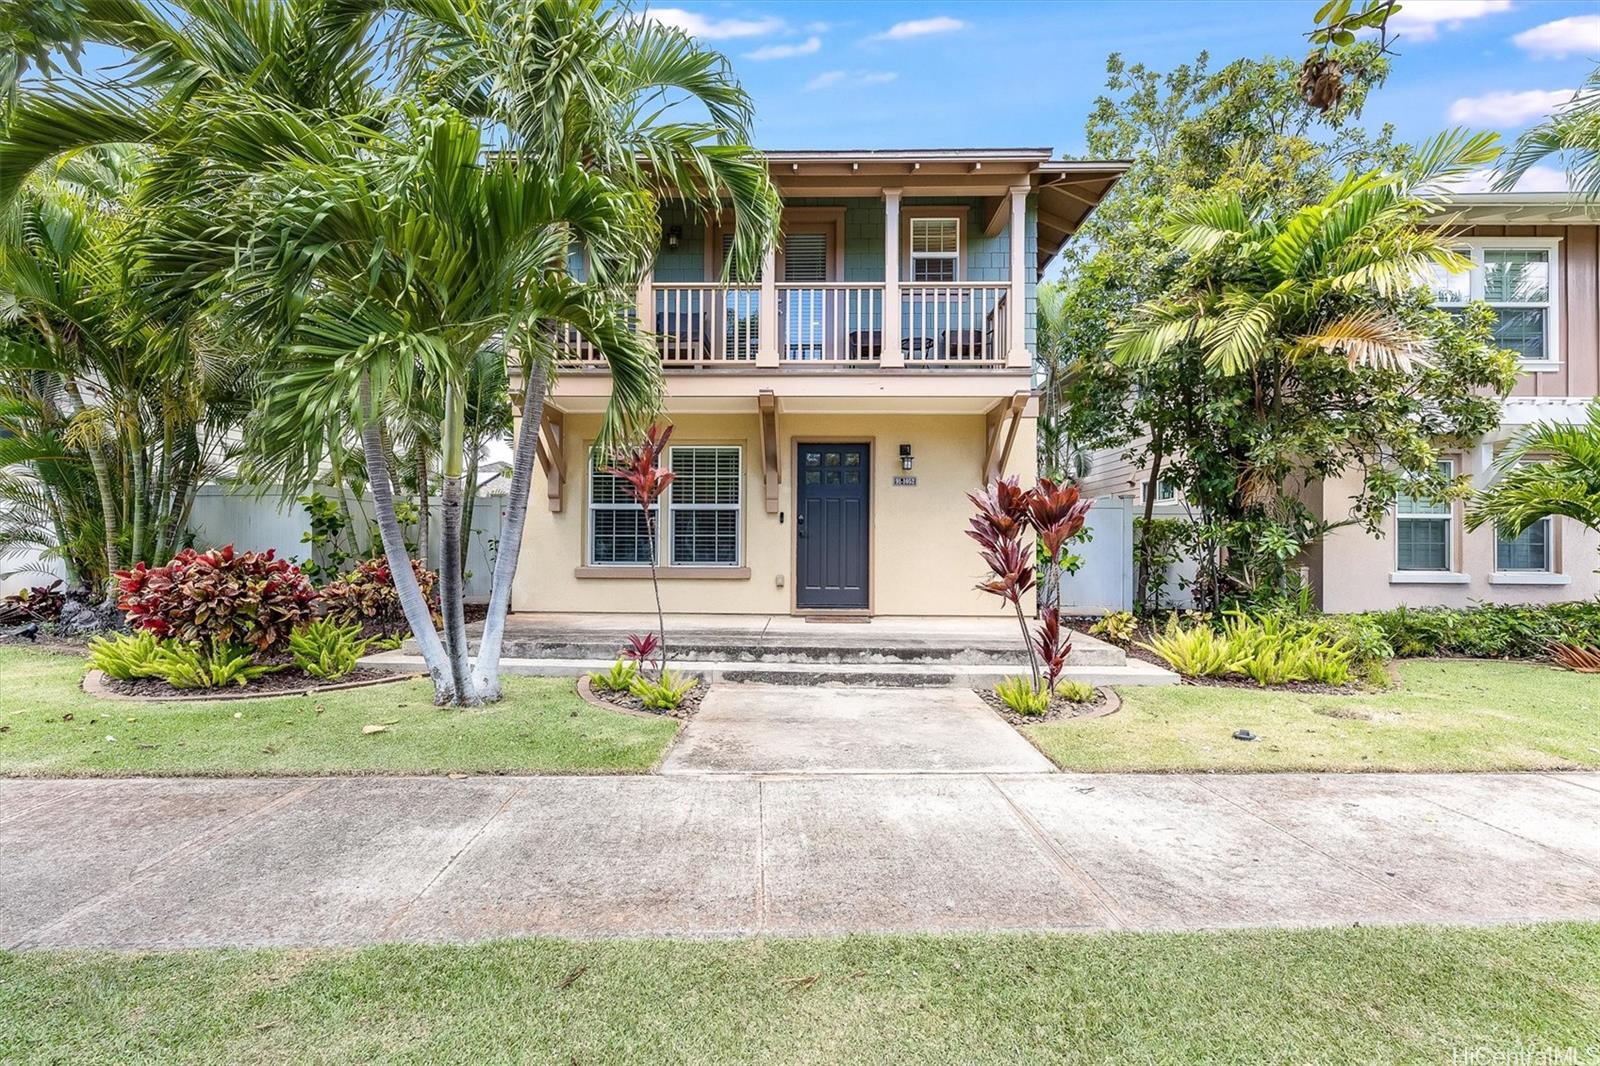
[141,641,285,689]
[1140,614,1239,677]
[590,659,640,694]
[85,631,164,681]
[289,618,373,680]
[628,670,697,711]
[994,676,1051,716]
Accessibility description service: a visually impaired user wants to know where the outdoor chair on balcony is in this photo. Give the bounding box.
[849,331,936,360]
[655,310,708,363]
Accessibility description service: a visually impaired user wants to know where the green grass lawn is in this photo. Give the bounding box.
[1032,659,1600,773]
[0,647,677,776]
[3,924,1596,1064]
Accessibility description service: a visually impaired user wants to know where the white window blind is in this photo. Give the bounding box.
[668,447,741,566]
[1395,459,1453,572]
[910,217,959,283]
[589,457,656,566]
[783,232,829,282]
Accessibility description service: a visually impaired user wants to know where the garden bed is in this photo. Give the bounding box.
[577,673,707,719]
[84,665,409,702]
[977,686,1119,726]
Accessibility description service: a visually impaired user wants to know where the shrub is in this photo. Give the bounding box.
[1140,614,1238,678]
[628,669,696,711]
[1056,678,1096,703]
[994,676,1051,716]
[1358,602,1600,660]
[116,545,316,654]
[86,630,164,680]
[1088,610,1137,645]
[0,580,65,624]
[288,618,372,680]
[1143,611,1355,687]
[142,640,286,689]
[320,557,439,635]
[590,659,640,693]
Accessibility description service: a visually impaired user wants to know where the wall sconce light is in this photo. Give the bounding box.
[899,444,914,471]
[666,225,682,251]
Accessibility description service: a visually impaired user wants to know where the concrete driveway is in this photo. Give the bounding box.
[661,683,1054,774]
[3,772,1598,949]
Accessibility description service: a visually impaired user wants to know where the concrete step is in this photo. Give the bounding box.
[433,634,1128,668]
[361,652,1179,688]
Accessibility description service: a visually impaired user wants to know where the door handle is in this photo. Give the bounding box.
[797,512,806,538]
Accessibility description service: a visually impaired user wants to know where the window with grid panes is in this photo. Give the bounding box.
[588,457,656,565]
[1395,459,1454,572]
[910,217,959,283]
[668,447,741,566]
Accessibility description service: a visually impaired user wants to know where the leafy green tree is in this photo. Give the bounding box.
[1496,64,1600,198]
[1467,399,1600,570]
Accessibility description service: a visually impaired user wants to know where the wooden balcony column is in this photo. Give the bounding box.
[1005,184,1031,369]
[880,188,904,368]
[756,241,779,368]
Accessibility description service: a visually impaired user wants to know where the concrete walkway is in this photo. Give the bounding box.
[662,684,1055,774]
[4,772,1598,949]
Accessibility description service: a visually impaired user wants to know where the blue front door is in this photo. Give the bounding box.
[796,443,869,610]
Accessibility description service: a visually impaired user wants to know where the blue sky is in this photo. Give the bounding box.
[648,0,1600,188]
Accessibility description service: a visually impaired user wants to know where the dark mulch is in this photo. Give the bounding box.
[101,665,397,699]
[588,677,708,719]
[977,687,1111,726]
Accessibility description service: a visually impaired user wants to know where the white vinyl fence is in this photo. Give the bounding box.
[1056,496,1135,615]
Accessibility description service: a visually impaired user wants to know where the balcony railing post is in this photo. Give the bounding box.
[881,188,903,368]
[757,244,779,368]
[1005,184,1031,369]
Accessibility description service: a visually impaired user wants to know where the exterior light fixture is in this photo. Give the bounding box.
[899,444,914,471]
[666,226,682,251]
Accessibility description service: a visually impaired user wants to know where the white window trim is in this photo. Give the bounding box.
[666,445,743,568]
[1434,237,1563,372]
[587,459,657,568]
[1392,458,1461,580]
[1492,514,1555,576]
[909,215,962,284]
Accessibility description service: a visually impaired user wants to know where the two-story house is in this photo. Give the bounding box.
[1085,191,1600,612]
[506,149,1125,617]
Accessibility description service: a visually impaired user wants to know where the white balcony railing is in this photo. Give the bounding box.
[777,284,885,364]
[556,281,1012,368]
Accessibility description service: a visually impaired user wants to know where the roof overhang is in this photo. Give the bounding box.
[1427,192,1600,227]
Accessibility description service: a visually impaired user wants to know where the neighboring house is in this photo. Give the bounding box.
[509,149,1125,616]
[1085,192,1600,613]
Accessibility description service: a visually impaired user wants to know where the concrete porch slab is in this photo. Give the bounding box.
[660,684,1056,775]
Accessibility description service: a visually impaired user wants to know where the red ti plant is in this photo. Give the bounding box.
[622,632,662,673]
[1028,478,1094,610]
[967,476,1041,688]
[604,425,675,678]
[1032,607,1072,691]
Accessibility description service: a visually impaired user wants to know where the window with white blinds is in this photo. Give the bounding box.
[668,447,741,566]
[720,232,762,282]
[910,217,960,282]
[588,458,656,566]
[782,232,830,282]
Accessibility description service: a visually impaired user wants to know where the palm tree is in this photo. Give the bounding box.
[1496,64,1599,198]
[1467,398,1600,568]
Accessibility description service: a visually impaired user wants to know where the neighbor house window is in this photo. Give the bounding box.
[1427,239,1561,367]
[1395,459,1454,572]
[1156,476,1179,503]
[1496,516,1553,573]
[910,217,960,283]
[668,446,741,566]
[589,456,656,566]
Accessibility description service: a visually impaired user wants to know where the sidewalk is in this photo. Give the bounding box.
[4,771,1598,949]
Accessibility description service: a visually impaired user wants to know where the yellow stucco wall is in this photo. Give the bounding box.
[510,409,1038,616]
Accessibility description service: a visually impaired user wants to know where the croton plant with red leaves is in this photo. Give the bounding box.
[116,545,317,654]
[321,557,441,635]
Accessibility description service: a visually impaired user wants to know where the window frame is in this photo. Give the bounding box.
[586,455,658,568]
[907,215,962,284]
[1394,458,1457,574]
[1494,514,1554,575]
[1430,237,1563,371]
[665,445,743,569]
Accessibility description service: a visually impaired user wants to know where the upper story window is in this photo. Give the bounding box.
[1426,238,1562,370]
[910,217,960,283]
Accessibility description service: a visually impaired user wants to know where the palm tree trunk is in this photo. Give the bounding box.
[460,446,480,579]
[416,447,431,570]
[359,373,459,704]
[62,376,120,589]
[438,382,477,704]
[129,421,148,565]
[470,363,545,701]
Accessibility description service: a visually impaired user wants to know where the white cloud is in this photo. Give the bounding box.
[868,16,968,42]
[1447,165,1573,193]
[1448,88,1575,126]
[644,7,783,40]
[804,69,897,91]
[1387,0,1511,42]
[745,36,822,61]
[1512,14,1600,58]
